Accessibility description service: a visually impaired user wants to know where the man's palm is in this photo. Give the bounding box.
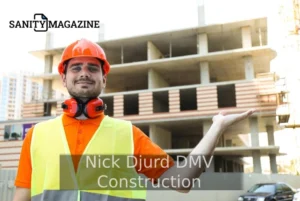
[212,109,256,129]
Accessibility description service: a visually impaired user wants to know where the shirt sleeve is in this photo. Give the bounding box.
[132,125,174,182]
[14,126,33,188]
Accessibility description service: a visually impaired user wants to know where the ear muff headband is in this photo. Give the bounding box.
[62,98,105,118]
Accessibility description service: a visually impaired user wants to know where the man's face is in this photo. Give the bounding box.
[61,57,106,100]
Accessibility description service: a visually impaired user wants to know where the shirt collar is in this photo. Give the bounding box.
[62,113,105,126]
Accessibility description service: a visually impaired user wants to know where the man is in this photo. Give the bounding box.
[13,38,255,201]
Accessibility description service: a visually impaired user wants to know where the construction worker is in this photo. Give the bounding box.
[12,38,255,201]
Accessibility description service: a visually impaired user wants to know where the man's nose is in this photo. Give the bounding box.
[79,65,91,77]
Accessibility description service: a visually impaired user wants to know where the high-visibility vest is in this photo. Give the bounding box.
[30,115,147,201]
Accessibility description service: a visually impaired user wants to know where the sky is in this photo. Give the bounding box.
[0,0,273,74]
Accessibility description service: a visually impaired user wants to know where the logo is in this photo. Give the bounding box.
[33,13,48,32]
[9,13,101,32]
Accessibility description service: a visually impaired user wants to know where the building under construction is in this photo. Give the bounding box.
[1,4,300,200]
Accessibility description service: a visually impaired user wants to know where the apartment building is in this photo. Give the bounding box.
[0,72,46,121]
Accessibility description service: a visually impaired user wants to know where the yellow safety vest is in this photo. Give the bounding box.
[30,115,147,201]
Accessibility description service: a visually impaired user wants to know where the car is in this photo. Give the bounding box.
[293,188,300,201]
[237,182,297,201]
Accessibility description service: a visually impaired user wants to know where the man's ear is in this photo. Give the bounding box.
[61,73,67,87]
[102,74,107,88]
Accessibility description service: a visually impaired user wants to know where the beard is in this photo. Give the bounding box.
[67,86,102,100]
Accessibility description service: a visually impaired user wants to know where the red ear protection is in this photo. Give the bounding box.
[62,98,106,118]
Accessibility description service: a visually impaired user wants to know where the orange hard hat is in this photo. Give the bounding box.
[58,38,110,75]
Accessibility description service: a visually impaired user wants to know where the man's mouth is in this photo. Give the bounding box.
[76,80,94,84]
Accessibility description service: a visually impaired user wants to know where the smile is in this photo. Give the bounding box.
[76,81,93,84]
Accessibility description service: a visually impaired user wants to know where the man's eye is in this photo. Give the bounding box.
[71,66,81,71]
[88,66,100,72]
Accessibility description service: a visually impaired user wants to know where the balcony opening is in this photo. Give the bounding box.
[124,94,139,115]
[180,88,197,111]
[104,70,148,93]
[104,43,147,65]
[44,102,57,116]
[147,35,197,60]
[278,92,289,105]
[138,125,149,137]
[208,28,242,53]
[277,114,290,124]
[217,84,236,108]
[153,91,169,113]
[101,96,114,117]
[172,133,201,149]
[258,94,277,105]
[149,65,200,88]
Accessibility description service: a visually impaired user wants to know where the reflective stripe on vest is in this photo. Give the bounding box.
[31,115,147,201]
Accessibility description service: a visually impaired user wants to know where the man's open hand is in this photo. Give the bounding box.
[212,109,256,130]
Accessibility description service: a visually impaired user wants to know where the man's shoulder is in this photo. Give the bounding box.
[104,116,132,124]
[33,115,62,129]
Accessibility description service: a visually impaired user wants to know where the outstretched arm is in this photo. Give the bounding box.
[158,109,256,193]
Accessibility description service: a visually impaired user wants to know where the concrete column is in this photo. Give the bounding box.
[147,41,164,60]
[200,62,210,84]
[42,81,52,100]
[98,23,105,41]
[206,157,215,172]
[252,150,262,173]
[250,116,262,173]
[148,69,169,89]
[241,26,252,48]
[269,154,278,173]
[198,3,205,26]
[250,117,259,147]
[45,32,53,49]
[42,55,53,100]
[202,120,211,135]
[44,55,53,73]
[197,33,208,55]
[149,125,171,149]
[266,125,275,146]
[244,56,255,80]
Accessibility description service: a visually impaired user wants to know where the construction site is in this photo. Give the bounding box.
[0,0,300,201]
